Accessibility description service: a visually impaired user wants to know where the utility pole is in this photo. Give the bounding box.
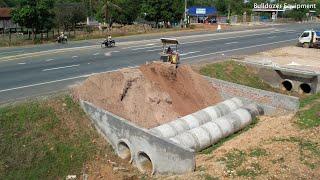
[184,0,187,28]
[227,3,231,21]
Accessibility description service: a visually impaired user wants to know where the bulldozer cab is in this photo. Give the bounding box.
[160,38,180,64]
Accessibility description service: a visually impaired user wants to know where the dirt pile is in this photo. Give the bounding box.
[72,62,221,128]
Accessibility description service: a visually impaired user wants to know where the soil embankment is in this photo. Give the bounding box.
[73,62,222,128]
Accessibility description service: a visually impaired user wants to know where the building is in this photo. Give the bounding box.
[0,8,18,31]
[187,6,217,24]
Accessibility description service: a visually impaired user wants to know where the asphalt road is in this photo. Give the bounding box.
[0,23,318,103]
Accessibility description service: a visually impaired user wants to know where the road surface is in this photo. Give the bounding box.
[0,23,318,103]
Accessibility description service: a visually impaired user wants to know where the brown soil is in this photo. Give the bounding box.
[161,114,320,180]
[72,62,221,129]
[244,46,320,73]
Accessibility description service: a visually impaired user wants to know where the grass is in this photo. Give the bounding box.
[236,162,264,177]
[297,93,320,128]
[199,61,274,91]
[218,149,247,171]
[249,148,267,157]
[200,118,259,154]
[299,93,320,108]
[0,96,105,179]
[218,148,266,177]
[273,137,320,169]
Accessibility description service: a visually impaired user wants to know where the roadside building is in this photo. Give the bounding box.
[252,8,285,22]
[187,6,217,24]
[0,8,18,32]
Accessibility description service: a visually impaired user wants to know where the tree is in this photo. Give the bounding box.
[141,0,184,27]
[110,0,142,25]
[11,0,55,40]
[101,0,122,27]
[54,2,86,31]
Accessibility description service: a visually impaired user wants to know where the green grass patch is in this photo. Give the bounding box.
[273,137,320,169]
[299,93,320,108]
[218,149,265,177]
[199,61,274,91]
[218,149,246,171]
[249,148,267,157]
[200,118,259,154]
[296,93,320,129]
[297,103,320,128]
[236,162,264,177]
[0,96,102,179]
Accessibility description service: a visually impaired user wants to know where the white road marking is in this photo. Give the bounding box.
[131,46,159,51]
[122,43,155,49]
[112,50,120,53]
[104,52,112,56]
[225,42,239,45]
[72,56,78,58]
[45,59,54,62]
[180,51,201,56]
[0,50,24,55]
[18,62,26,65]
[93,53,100,56]
[0,66,139,93]
[184,39,296,60]
[42,64,80,72]
[268,36,277,39]
[146,49,161,52]
[287,61,301,66]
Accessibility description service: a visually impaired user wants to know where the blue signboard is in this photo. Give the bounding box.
[188,6,217,16]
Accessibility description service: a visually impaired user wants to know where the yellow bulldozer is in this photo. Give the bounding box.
[160,38,180,66]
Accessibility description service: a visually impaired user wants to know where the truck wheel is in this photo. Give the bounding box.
[303,43,310,48]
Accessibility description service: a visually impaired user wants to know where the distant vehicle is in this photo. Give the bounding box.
[101,39,115,48]
[160,38,180,67]
[56,35,68,44]
[297,30,320,48]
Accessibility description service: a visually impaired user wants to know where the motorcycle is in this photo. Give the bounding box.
[101,39,115,48]
[57,36,68,44]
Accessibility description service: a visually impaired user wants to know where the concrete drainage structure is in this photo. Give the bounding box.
[80,77,300,175]
[240,61,320,94]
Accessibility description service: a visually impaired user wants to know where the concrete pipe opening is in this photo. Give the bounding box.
[117,141,132,161]
[300,83,312,94]
[281,80,293,91]
[137,152,154,175]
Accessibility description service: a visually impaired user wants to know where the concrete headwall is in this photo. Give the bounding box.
[80,100,195,175]
[242,61,320,94]
[207,77,300,115]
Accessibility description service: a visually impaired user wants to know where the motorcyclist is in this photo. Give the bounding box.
[57,32,67,42]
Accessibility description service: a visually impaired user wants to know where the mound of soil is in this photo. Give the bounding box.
[72,62,221,128]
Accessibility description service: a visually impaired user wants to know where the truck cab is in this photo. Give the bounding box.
[298,30,320,48]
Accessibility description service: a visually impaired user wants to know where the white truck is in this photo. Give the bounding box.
[297,30,320,48]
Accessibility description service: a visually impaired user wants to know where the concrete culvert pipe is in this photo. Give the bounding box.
[170,104,263,152]
[137,152,154,175]
[299,83,312,94]
[281,80,293,91]
[149,98,244,138]
[117,141,132,162]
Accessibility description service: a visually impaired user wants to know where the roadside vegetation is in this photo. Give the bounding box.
[297,93,320,128]
[199,61,274,91]
[0,95,141,179]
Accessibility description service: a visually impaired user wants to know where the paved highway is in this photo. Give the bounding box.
[0,23,318,103]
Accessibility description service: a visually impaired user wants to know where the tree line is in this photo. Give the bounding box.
[1,0,319,39]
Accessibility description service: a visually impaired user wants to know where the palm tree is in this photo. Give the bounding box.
[0,0,8,7]
[101,0,122,27]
